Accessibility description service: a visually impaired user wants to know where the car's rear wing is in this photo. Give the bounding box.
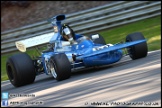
[15,15,67,52]
[15,33,54,52]
[15,32,71,52]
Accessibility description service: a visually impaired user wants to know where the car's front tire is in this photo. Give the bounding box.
[126,32,148,60]
[49,53,71,81]
[6,53,36,87]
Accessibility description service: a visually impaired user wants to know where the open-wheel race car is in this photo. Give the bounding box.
[6,14,148,87]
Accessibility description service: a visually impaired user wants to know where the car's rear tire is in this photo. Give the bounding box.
[126,32,148,60]
[89,34,106,45]
[49,53,71,81]
[6,53,36,87]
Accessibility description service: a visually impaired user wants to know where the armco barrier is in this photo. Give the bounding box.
[1,1,161,54]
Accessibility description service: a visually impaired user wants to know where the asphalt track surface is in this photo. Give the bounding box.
[1,50,161,107]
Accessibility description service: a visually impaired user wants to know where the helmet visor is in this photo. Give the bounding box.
[63,27,71,35]
[63,27,74,41]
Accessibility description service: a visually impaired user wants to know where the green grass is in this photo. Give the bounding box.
[1,15,161,81]
[100,15,161,51]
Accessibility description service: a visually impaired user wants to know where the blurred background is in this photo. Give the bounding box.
[1,1,114,32]
[1,1,161,81]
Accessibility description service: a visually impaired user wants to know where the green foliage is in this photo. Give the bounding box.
[99,16,161,51]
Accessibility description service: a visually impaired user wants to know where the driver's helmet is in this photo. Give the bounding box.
[60,24,75,41]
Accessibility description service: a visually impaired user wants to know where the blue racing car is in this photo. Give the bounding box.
[6,14,148,87]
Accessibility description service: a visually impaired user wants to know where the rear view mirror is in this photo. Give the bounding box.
[91,34,99,40]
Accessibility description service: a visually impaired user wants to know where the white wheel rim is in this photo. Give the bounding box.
[50,61,57,78]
